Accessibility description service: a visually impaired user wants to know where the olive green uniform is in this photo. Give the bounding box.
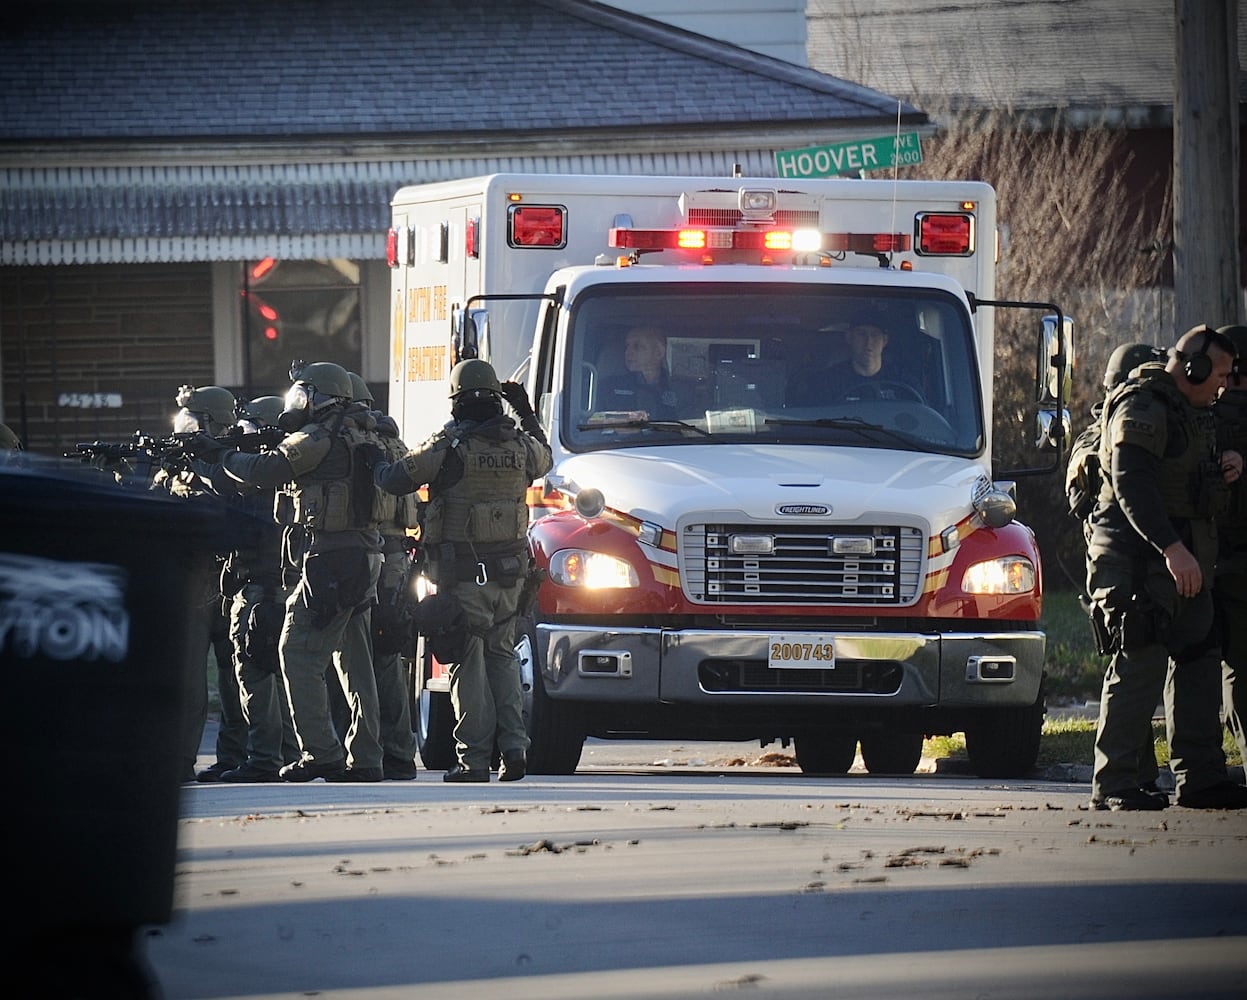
[157,466,246,780]
[1214,388,1247,763]
[1087,364,1230,803]
[371,412,420,775]
[218,477,300,775]
[376,414,552,772]
[222,405,386,773]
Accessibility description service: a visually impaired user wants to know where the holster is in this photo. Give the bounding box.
[518,560,548,618]
[1080,593,1114,656]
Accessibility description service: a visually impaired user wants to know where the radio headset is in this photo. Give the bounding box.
[1175,326,1215,385]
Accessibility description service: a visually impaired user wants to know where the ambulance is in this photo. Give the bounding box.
[387,173,1072,776]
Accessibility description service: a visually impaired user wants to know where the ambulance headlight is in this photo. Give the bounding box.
[549,550,640,589]
[962,557,1036,595]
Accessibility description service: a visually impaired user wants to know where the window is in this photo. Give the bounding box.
[239,259,362,393]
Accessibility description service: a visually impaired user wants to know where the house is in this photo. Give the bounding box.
[804,0,1246,310]
[0,0,922,453]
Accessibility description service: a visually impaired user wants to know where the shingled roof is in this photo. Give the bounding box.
[0,0,926,264]
[2,0,921,141]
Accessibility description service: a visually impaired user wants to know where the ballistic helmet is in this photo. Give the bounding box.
[348,371,374,404]
[175,384,237,433]
[295,361,354,401]
[240,395,284,427]
[448,358,501,399]
[1103,343,1164,391]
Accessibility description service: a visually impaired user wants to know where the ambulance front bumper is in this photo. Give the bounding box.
[534,624,1044,707]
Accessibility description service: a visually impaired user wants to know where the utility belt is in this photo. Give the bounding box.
[424,540,528,587]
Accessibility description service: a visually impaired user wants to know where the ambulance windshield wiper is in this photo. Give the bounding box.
[765,416,942,454]
[578,417,710,437]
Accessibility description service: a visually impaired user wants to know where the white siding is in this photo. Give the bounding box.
[599,0,808,66]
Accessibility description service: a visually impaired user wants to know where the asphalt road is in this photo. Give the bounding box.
[136,732,1247,1000]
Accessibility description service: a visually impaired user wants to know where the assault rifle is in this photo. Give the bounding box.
[70,432,180,487]
[70,427,284,485]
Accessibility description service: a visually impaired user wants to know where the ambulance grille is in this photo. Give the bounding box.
[680,524,924,605]
[685,209,821,228]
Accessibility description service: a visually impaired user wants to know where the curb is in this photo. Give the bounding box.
[932,757,1245,785]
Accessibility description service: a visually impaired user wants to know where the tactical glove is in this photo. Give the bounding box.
[187,431,227,460]
[499,380,534,418]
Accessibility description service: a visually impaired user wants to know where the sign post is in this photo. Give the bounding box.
[775,133,923,178]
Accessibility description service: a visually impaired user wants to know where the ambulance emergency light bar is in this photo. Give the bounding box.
[608,227,911,255]
[609,212,976,258]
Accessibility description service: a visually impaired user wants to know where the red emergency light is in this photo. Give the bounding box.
[386,227,399,268]
[509,204,567,248]
[915,212,975,256]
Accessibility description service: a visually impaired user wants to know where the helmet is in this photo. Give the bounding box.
[348,372,373,404]
[239,395,284,427]
[448,358,501,399]
[174,384,237,434]
[295,361,354,400]
[1103,343,1164,391]
[1216,324,1247,377]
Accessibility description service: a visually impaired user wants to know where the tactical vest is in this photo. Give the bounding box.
[377,418,420,534]
[276,410,396,532]
[1064,401,1104,521]
[1096,364,1219,520]
[421,424,530,548]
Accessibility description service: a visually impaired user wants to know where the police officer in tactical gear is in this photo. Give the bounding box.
[1067,342,1170,791]
[1213,324,1247,768]
[348,371,419,780]
[211,361,389,781]
[203,395,303,782]
[159,384,248,782]
[1086,325,1246,810]
[373,359,552,782]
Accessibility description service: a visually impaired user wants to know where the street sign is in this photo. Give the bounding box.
[775,132,924,178]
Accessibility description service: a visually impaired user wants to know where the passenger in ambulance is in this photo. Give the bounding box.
[598,325,704,420]
[789,316,929,407]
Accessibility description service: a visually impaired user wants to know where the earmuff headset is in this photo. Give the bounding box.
[1175,326,1215,385]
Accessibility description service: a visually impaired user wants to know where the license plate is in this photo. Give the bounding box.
[768,634,836,669]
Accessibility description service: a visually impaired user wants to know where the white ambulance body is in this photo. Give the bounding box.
[387,173,1071,777]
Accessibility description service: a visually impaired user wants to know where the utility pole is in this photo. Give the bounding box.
[1174,0,1241,332]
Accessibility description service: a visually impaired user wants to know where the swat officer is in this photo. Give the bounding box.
[158,383,247,783]
[1213,325,1247,767]
[207,395,303,782]
[204,362,389,781]
[373,360,552,782]
[1086,325,1245,810]
[349,371,419,780]
[1066,342,1169,792]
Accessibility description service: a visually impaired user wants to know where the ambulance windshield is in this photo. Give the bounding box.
[560,284,984,456]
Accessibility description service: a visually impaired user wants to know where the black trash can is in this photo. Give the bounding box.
[2,458,225,997]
